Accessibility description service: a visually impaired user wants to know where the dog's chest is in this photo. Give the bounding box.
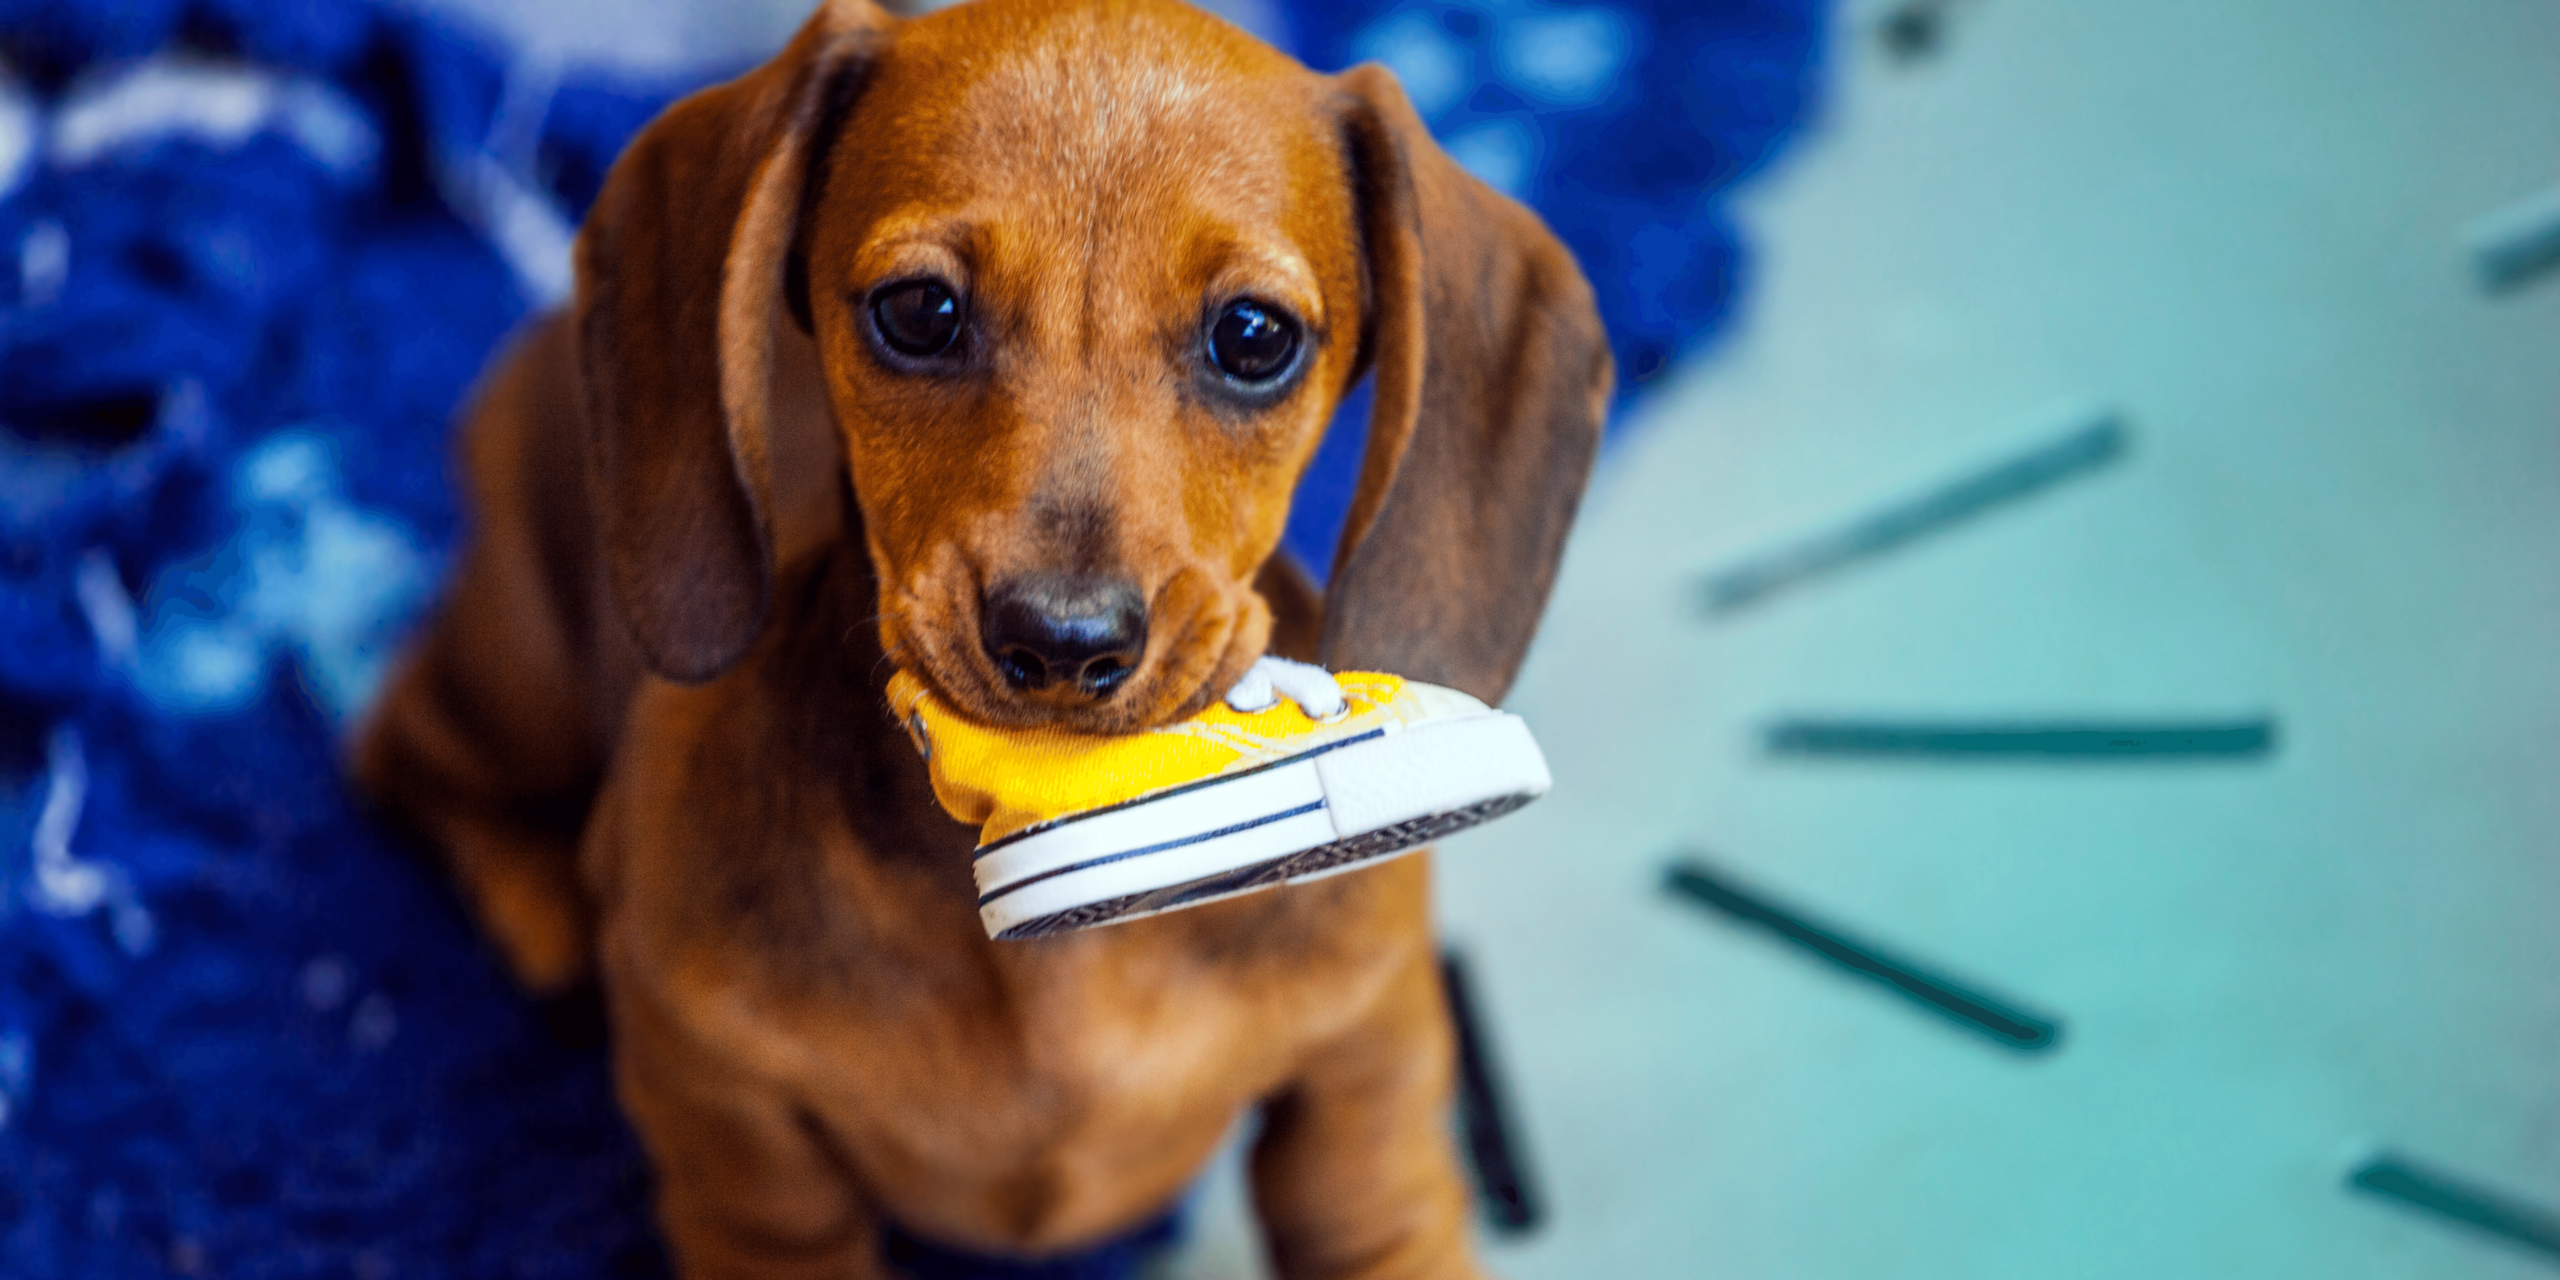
[866,900,1381,1112]
[752,901,1395,1242]
[802,880,1393,1118]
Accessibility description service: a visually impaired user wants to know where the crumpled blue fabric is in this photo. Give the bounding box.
[0,1,1825,1275]
[1,7,683,1275]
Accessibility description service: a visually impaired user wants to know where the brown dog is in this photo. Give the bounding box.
[353,0,1610,1275]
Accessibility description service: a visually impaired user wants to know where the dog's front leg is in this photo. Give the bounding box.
[1249,944,1491,1280]
[612,998,886,1280]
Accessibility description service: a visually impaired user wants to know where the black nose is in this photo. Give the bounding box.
[980,575,1148,698]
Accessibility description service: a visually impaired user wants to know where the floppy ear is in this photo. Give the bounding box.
[575,0,892,683]
[1319,65,1614,705]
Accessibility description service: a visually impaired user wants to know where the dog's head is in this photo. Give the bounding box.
[577,0,1611,732]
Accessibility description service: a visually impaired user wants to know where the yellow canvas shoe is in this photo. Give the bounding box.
[887,657,1550,940]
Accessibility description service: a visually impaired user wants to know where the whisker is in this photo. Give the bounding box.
[843,611,891,651]
[869,638,916,680]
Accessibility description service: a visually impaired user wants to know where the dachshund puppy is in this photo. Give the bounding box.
[354,0,1610,1275]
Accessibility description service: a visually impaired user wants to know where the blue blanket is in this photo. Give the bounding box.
[0,1,1824,1274]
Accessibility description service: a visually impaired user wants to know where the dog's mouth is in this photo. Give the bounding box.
[879,560,1267,737]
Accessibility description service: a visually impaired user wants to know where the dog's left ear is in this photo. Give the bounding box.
[575,0,893,683]
[1317,65,1614,705]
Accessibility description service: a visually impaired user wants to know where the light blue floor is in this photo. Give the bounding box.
[1190,2,2560,1276]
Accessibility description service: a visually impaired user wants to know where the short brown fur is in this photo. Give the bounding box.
[354,1,1609,1275]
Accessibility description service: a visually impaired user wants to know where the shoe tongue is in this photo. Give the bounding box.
[1400,679,1491,720]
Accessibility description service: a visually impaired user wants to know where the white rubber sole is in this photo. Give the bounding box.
[973,712,1550,940]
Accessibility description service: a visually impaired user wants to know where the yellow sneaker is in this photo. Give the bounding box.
[887,657,1550,940]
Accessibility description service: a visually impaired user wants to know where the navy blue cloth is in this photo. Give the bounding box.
[0,1,1825,1275]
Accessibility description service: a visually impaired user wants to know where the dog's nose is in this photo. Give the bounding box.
[980,575,1148,698]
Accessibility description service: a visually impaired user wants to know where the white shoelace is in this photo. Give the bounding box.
[1223,655,1348,719]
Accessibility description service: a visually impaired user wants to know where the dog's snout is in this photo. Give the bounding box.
[981,576,1148,698]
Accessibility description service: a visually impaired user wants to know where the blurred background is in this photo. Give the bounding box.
[1,0,2556,1276]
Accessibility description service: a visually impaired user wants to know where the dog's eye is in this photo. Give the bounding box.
[1207,300,1300,384]
[872,279,963,358]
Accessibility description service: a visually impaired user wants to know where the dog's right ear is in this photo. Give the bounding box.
[1319,65,1613,705]
[576,0,893,683]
